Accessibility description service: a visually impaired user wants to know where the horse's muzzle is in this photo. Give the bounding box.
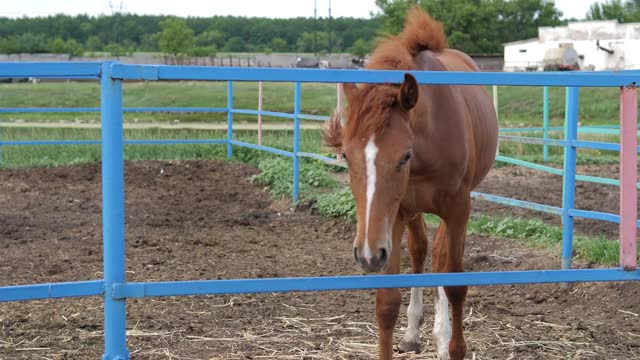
[353,246,389,273]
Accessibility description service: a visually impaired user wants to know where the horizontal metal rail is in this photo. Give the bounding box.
[5,268,639,303]
[2,62,638,82]
[110,64,640,87]
[0,111,627,135]
[500,125,639,136]
[124,107,226,113]
[231,108,296,119]
[0,107,100,113]
[496,155,563,174]
[0,107,225,113]
[472,193,640,228]
[111,268,640,299]
[0,107,227,114]
[228,139,294,158]
[499,135,640,153]
[298,114,330,121]
[470,191,563,215]
[0,62,102,78]
[495,155,639,188]
[0,280,104,302]
[296,152,340,164]
[568,209,623,225]
[2,139,633,189]
[0,139,228,146]
[125,139,227,145]
[2,139,102,146]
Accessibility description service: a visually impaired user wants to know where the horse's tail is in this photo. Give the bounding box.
[400,6,447,57]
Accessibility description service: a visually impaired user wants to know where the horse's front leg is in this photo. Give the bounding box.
[433,194,471,360]
[399,214,428,353]
[376,216,407,360]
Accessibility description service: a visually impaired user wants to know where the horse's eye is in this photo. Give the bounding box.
[341,152,348,161]
[398,152,411,168]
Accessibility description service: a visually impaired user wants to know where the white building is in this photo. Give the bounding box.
[503,20,640,72]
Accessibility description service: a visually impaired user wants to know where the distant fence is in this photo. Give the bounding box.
[0,62,638,360]
[0,53,359,69]
[0,53,503,70]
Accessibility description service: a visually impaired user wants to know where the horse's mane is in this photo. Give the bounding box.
[367,6,447,72]
[329,6,447,146]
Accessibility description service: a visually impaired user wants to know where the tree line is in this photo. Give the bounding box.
[0,0,636,58]
[0,13,380,57]
[587,0,640,22]
[375,0,565,54]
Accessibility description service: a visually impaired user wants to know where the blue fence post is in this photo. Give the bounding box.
[227,81,233,158]
[292,82,301,203]
[543,86,549,162]
[100,62,130,360]
[561,87,579,270]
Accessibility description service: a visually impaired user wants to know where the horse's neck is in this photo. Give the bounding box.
[412,51,469,154]
[415,84,467,141]
[409,84,469,183]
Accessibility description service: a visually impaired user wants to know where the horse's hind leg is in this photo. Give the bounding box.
[399,214,428,353]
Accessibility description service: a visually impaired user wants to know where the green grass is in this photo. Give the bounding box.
[0,82,626,128]
[0,81,625,166]
[0,81,340,123]
[496,85,622,127]
[1,124,622,170]
[465,215,632,266]
[251,157,338,199]
[0,126,330,168]
[497,130,621,165]
[314,187,357,221]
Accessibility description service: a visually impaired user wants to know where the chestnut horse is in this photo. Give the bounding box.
[323,6,498,360]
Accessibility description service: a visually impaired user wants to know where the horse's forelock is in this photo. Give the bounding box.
[343,85,399,141]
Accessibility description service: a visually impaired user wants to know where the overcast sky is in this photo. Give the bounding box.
[0,0,600,20]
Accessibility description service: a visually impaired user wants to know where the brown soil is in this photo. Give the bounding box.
[1,160,639,359]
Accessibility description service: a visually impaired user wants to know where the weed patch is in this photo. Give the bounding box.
[250,157,337,199]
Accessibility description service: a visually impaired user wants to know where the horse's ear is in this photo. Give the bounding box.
[342,83,360,104]
[398,73,419,111]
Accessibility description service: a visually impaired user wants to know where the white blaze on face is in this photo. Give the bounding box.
[362,135,378,261]
[433,286,452,359]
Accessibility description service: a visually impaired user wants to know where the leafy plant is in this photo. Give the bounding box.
[468,215,562,246]
[250,158,337,199]
[314,187,356,221]
[467,214,638,266]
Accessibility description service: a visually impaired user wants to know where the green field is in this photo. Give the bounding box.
[0,80,625,168]
[0,127,330,168]
[0,81,626,127]
[0,80,624,167]
[0,126,621,169]
[0,81,339,123]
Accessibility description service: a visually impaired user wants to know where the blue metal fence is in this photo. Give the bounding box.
[0,62,639,360]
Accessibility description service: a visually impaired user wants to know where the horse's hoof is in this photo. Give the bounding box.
[398,339,421,353]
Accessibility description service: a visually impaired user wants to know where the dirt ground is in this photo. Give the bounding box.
[1,160,639,359]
